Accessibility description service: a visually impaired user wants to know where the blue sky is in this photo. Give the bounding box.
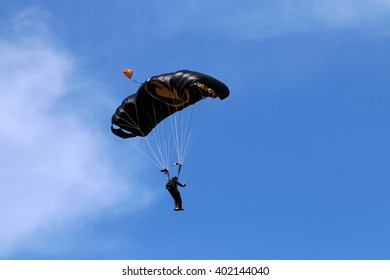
[1,0,390,259]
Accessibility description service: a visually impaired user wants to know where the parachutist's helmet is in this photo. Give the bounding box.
[172,176,178,180]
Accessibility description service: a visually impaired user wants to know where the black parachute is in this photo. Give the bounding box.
[111,70,230,139]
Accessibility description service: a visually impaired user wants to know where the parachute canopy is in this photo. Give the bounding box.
[122,69,133,79]
[111,70,230,139]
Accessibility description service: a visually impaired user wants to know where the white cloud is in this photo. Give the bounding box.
[218,0,390,39]
[0,8,153,257]
[150,0,390,39]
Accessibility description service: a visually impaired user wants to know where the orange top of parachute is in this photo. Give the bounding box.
[122,69,133,79]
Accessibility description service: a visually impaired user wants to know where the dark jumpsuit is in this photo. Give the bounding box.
[166,178,185,210]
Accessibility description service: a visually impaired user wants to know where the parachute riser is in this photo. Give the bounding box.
[177,164,182,177]
[174,162,183,177]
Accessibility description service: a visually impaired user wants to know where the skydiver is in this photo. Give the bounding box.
[165,175,186,211]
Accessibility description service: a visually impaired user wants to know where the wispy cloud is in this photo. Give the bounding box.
[147,0,390,39]
[0,8,153,258]
[222,0,390,39]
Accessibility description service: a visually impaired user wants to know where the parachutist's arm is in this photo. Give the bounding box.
[177,181,186,187]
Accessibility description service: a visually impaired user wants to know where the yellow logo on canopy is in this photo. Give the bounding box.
[144,80,190,108]
[194,82,216,97]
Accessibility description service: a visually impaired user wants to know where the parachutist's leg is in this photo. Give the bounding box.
[168,189,175,206]
[169,188,183,211]
[176,191,182,209]
[168,188,179,209]
[172,190,183,211]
